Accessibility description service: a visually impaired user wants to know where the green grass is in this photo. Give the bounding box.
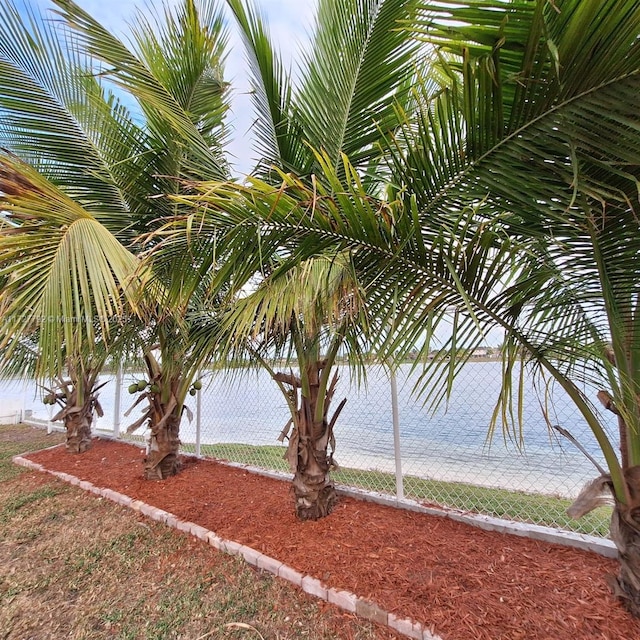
[0,423,393,640]
[194,442,611,537]
[0,424,64,482]
[0,485,66,522]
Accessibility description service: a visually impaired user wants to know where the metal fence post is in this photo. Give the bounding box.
[195,373,202,457]
[390,367,404,501]
[47,402,53,435]
[113,363,122,438]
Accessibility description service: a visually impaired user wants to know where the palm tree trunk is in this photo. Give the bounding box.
[144,410,181,480]
[610,467,640,616]
[291,400,337,520]
[277,357,346,520]
[64,409,92,453]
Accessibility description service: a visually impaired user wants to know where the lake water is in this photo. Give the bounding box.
[1,361,617,498]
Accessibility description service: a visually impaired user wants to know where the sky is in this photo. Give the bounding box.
[11,1,505,348]
[17,0,319,176]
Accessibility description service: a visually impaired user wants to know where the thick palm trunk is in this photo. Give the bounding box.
[64,409,92,453]
[593,387,640,615]
[144,409,182,480]
[49,372,103,454]
[291,401,337,520]
[132,352,186,480]
[278,363,345,520]
[609,467,640,616]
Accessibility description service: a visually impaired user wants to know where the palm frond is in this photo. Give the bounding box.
[174,143,627,492]
[226,253,367,348]
[52,0,228,181]
[128,0,231,175]
[297,0,421,170]
[0,0,146,221]
[0,156,140,376]
[225,0,307,175]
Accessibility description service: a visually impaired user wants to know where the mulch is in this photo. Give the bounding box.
[25,438,640,640]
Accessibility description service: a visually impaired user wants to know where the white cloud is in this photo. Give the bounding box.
[16,0,318,177]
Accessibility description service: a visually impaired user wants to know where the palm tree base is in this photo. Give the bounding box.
[610,505,640,618]
[144,452,181,480]
[65,437,92,454]
[292,472,337,520]
[610,575,640,618]
[64,415,92,454]
[143,412,182,480]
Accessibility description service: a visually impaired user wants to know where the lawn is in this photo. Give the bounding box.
[0,424,398,640]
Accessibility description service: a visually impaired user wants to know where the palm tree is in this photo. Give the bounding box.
[174,0,640,614]
[41,356,108,453]
[0,155,141,452]
[0,0,230,474]
[157,0,423,516]
[393,0,640,614]
[0,322,109,453]
[211,252,369,519]
[121,304,223,478]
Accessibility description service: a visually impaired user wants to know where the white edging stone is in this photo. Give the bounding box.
[238,544,262,567]
[388,613,425,640]
[220,539,243,555]
[115,494,133,508]
[301,575,328,600]
[152,508,173,524]
[206,531,223,550]
[138,503,158,519]
[327,588,357,613]
[257,554,283,574]
[12,457,44,472]
[190,524,210,542]
[165,514,179,527]
[356,598,388,626]
[278,564,303,587]
[51,470,78,485]
[129,500,145,513]
[175,520,196,534]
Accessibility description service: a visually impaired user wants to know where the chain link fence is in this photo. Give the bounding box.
[18,358,615,538]
[183,360,614,538]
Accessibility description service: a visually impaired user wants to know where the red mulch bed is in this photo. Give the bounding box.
[26,439,639,640]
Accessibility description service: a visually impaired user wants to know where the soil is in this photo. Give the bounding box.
[26,438,640,640]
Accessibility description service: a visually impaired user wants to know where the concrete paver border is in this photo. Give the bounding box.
[12,453,444,640]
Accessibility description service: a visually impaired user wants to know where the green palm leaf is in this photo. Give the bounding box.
[225,0,306,174]
[0,156,140,376]
[227,0,422,178]
[297,0,421,169]
[0,1,145,220]
[52,0,228,182]
[127,0,231,177]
